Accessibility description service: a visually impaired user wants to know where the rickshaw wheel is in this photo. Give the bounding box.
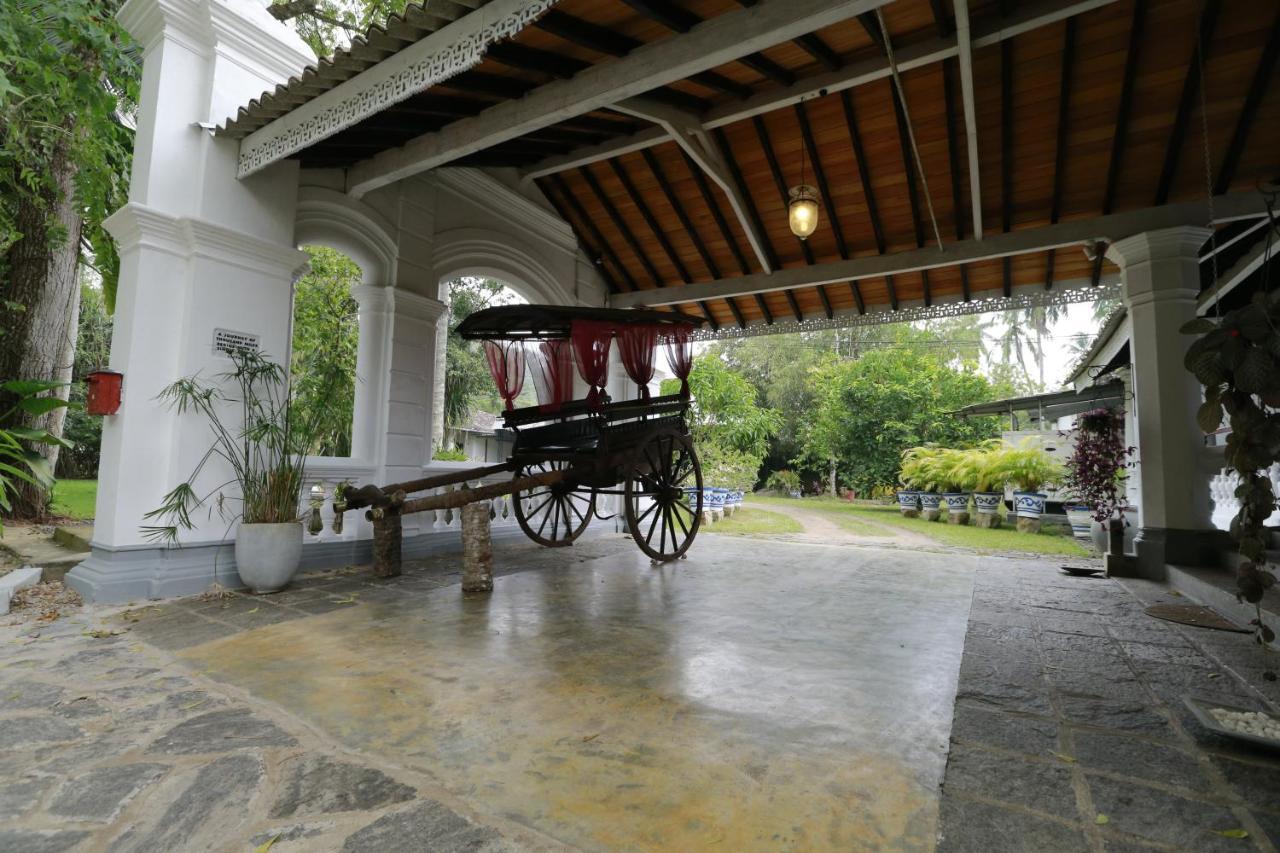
[513,460,595,547]
[624,427,703,562]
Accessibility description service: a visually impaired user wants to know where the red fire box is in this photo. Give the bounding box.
[85,370,123,415]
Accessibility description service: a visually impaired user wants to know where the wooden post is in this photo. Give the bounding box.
[461,502,494,593]
[371,512,402,578]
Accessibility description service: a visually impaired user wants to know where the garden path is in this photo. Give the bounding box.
[748,499,940,550]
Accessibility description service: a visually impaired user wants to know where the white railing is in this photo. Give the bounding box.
[301,457,378,543]
[1209,462,1280,531]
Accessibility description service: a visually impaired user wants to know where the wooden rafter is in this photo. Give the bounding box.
[840,90,885,255]
[1214,6,1280,195]
[795,101,850,260]
[711,127,786,284]
[753,116,816,266]
[1046,16,1077,290]
[546,173,634,292]
[539,177,620,295]
[579,165,663,287]
[1000,22,1013,298]
[607,159,692,284]
[1154,0,1221,206]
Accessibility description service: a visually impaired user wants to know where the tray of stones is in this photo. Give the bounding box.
[1184,696,1280,750]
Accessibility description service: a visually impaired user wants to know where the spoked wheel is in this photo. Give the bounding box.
[513,460,596,547]
[624,428,703,562]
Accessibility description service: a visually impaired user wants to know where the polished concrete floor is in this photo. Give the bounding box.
[178,535,976,851]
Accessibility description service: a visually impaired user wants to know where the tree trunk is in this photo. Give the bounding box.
[828,457,837,497]
[0,134,82,520]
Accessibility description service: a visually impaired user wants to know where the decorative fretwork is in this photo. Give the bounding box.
[688,282,1123,341]
[237,0,560,178]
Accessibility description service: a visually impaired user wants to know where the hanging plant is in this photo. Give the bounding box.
[1061,407,1135,524]
[1182,288,1280,647]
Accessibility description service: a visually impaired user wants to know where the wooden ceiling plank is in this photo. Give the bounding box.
[579,164,664,287]
[681,149,753,277]
[1046,17,1078,291]
[1154,0,1221,206]
[1213,7,1280,196]
[782,288,805,322]
[712,126,782,273]
[548,173,636,292]
[607,158,693,284]
[520,0,1119,180]
[640,148,722,280]
[816,284,835,319]
[608,192,1269,307]
[943,60,965,242]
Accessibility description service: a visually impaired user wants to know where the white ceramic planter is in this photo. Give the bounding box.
[973,492,1003,515]
[896,490,919,513]
[1013,492,1047,519]
[919,493,942,511]
[235,522,303,594]
[943,493,970,514]
[1065,505,1094,541]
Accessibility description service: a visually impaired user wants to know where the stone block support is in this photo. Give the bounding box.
[1106,226,1216,578]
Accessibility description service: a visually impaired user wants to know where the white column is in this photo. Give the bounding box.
[69,0,314,602]
[1106,225,1216,577]
[351,285,394,465]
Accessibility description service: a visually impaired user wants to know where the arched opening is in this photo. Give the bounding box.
[291,245,361,458]
[436,275,527,463]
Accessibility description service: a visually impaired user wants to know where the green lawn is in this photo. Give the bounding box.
[51,479,97,520]
[752,495,1089,557]
[705,507,803,536]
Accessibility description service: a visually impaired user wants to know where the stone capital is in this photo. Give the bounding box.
[392,290,449,324]
[1105,226,1214,271]
[351,284,394,314]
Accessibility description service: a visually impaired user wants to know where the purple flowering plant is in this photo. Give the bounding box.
[1061,407,1134,524]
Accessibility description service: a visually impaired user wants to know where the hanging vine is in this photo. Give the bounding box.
[1182,190,1280,647]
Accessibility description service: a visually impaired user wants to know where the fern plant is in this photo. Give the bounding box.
[0,380,73,535]
[994,441,1063,493]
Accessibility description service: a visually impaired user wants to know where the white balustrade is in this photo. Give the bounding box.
[1208,463,1280,531]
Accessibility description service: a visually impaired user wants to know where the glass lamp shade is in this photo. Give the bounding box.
[788,184,820,240]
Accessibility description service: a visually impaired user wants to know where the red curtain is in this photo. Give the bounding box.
[527,339,574,412]
[664,326,693,399]
[570,319,614,409]
[618,324,660,400]
[483,339,525,411]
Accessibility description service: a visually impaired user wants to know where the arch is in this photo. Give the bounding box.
[432,227,574,306]
[294,186,398,286]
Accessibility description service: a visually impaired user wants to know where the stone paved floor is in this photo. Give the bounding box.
[937,559,1280,853]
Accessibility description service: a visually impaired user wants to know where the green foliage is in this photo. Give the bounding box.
[0,0,138,305]
[272,0,409,57]
[765,469,801,494]
[947,440,1009,493]
[708,506,803,536]
[798,348,1002,495]
[291,246,359,457]
[661,353,782,491]
[993,440,1063,493]
[50,477,96,519]
[444,277,524,430]
[0,379,73,535]
[142,349,341,544]
[432,447,467,462]
[1181,288,1280,646]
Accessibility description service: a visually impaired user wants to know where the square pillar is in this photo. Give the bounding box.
[1106,226,1216,578]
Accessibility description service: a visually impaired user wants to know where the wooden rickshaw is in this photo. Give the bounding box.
[330,305,706,589]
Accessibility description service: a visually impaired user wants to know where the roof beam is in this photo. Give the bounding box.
[348,0,890,195]
[1154,0,1221,206]
[954,0,983,239]
[1213,6,1280,195]
[614,99,774,273]
[796,101,849,259]
[538,177,620,294]
[640,148,722,280]
[1102,0,1146,216]
[754,116,816,265]
[522,0,1119,180]
[620,0,794,86]
[678,148,763,324]
[579,165,664,287]
[608,192,1268,308]
[547,173,635,292]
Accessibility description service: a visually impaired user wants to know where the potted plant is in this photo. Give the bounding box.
[142,349,333,594]
[766,469,802,499]
[898,446,934,518]
[909,446,947,522]
[1061,407,1134,555]
[996,441,1063,533]
[937,448,976,525]
[958,442,1008,529]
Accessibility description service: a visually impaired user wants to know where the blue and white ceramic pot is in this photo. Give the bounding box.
[1065,505,1094,541]
[973,492,1003,515]
[943,493,971,514]
[1013,491,1047,519]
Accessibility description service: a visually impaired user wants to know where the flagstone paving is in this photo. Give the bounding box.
[937,561,1280,853]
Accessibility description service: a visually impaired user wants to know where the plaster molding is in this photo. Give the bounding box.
[1105,226,1215,270]
[693,281,1122,342]
[432,227,571,306]
[207,0,314,86]
[295,186,399,283]
[118,0,210,55]
[352,284,394,313]
[435,168,575,250]
[236,0,560,177]
[104,202,309,278]
[392,290,448,323]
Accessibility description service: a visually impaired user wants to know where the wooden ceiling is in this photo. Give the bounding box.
[252,0,1280,330]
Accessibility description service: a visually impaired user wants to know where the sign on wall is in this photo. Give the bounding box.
[213,328,261,357]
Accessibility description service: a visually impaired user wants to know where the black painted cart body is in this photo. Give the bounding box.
[456,305,705,562]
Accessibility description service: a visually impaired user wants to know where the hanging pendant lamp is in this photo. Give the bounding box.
[788,128,820,240]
